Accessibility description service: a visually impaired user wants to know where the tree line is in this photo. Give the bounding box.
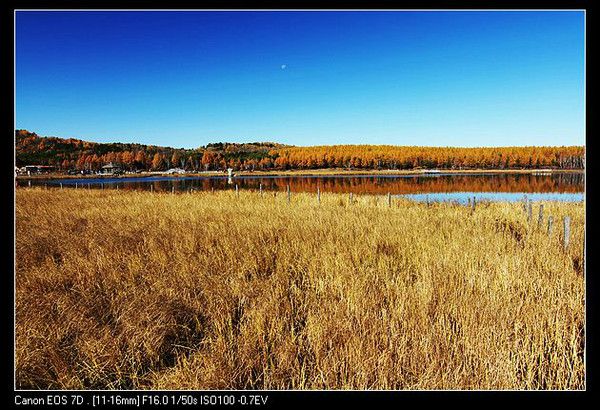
[271,145,585,170]
[15,130,585,172]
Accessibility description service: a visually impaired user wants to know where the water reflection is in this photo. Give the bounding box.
[28,172,583,198]
[406,192,584,204]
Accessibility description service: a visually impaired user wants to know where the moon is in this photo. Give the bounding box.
[280,64,287,70]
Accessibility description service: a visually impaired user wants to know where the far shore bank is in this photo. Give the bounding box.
[15,168,584,180]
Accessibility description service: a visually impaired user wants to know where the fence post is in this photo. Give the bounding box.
[547,216,553,236]
[259,183,263,197]
[582,226,586,267]
[527,200,532,223]
[75,182,77,189]
[349,192,353,205]
[150,184,153,193]
[537,204,544,228]
[563,216,571,251]
[317,187,320,204]
[235,184,239,197]
[388,192,391,207]
[172,186,175,194]
[426,194,430,207]
[523,195,528,213]
[472,196,476,212]
[60,183,63,190]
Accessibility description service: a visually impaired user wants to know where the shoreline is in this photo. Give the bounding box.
[15,168,584,180]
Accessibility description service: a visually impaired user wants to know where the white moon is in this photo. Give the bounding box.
[281,64,287,69]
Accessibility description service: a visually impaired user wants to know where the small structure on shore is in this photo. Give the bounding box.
[164,168,186,175]
[18,165,55,175]
[100,162,122,175]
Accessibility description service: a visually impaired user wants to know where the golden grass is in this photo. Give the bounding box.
[15,188,585,390]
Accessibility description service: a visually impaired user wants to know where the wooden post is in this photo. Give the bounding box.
[235,184,239,197]
[472,196,476,211]
[349,192,353,205]
[28,180,31,188]
[537,204,544,228]
[60,183,63,190]
[287,184,291,203]
[527,200,532,222]
[259,183,263,197]
[387,192,391,207]
[150,184,153,193]
[582,226,586,266]
[101,182,104,190]
[523,195,528,213]
[317,187,321,204]
[547,216,553,236]
[116,184,119,190]
[426,195,430,207]
[75,182,77,189]
[563,216,570,250]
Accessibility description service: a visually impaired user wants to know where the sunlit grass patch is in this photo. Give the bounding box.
[15,188,584,390]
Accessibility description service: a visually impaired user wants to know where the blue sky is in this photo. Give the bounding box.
[16,11,585,149]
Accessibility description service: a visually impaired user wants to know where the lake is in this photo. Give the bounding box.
[23,172,584,203]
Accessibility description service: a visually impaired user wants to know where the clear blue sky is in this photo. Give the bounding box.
[16,10,585,149]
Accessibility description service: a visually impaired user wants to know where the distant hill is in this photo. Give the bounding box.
[15,130,584,172]
[15,130,288,171]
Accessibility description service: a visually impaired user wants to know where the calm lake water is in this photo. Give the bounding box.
[23,172,584,203]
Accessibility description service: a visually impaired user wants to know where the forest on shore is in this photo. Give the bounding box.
[16,130,585,172]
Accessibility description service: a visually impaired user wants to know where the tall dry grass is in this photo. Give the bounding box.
[15,188,585,389]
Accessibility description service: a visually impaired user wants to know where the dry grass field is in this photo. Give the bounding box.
[15,188,585,390]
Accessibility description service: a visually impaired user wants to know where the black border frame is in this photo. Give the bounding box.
[4,1,595,406]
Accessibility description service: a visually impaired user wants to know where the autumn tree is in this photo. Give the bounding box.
[76,154,87,171]
[119,151,133,171]
[134,151,147,170]
[171,152,181,170]
[201,151,216,171]
[151,153,166,171]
